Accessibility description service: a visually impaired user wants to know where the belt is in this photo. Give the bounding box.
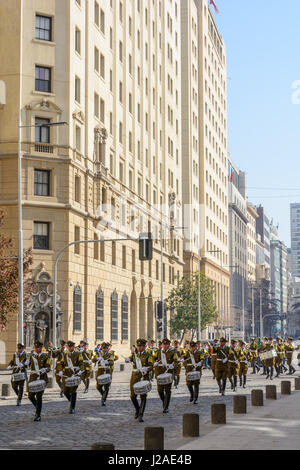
[229,360,237,363]
[217,359,224,362]
[240,360,248,363]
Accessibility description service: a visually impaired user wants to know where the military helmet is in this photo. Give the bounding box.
[220,337,227,343]
[60,340,66,346]
[34,340,43,348]
[101,342,110,349]
[162,338,171,345]
[190,341,197,347]
[136,338,147,346]
[67,340,75,347]
[17,343,25,349]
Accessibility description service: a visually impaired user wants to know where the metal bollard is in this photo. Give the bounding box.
[281,381,291,395]
[251,390,263,406]
[211,403,226,424]
[91,442,115,450]
[233,395,247,414]
[295,377,300,391]
[2,384,11,397]
[266,385,277,400]
[182,413,200,437]
[144,427,164,450]
[120,364,125,372]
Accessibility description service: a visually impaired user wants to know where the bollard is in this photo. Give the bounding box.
[295,377,300,391]
[233,395,247,414]
[2,384,10,397]
[144,427,164,450]
[251,390,263,406]
[91,442,115,450]
[281,381,291,395]
[211,404,226,424]
[120,364,125,372]
[182,414,200,437]
[266,385,277,400]
[47,377,54,389]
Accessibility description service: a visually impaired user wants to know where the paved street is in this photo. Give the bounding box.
[0,364,298,450]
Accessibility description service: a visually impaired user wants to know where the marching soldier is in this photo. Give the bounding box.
[285,337,296,375]
[93,342,118,406]
[275,337,285,377]
[259,337,268,375]
[183,341,205,404]
[214,337,230,396]
[210,339,219,379]
[81,340,93,393]
[172,340,184,388]
[7,343,27,406]
[60,340,84,414]
[26,340,51,422]
[196,340,210,374]
[265,337,276,380]
[49,340,66,397]
[126,338,154,422]
[148,340,158,381]
[238,341,251,388]
[227,340,240,392]
[153,338,178,413]
[249,337,260,374]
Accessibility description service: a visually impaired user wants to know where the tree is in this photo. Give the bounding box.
[0,210,34,327]
[165,272,218,342]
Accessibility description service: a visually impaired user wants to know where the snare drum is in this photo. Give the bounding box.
[28,380,46,393]
[97,374,112,386]
[157,373,173,385]
[260,350,277,361]
[187,371,201,382]
[133,380,152,395]
[11,372,26,382]
[65,375,82,388]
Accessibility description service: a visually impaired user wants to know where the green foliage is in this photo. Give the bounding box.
[165,272,218,338]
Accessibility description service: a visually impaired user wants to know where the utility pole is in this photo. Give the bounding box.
[251,286,255,337]
[260,288,263,338]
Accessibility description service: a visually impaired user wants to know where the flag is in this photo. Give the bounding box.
[230,169,234,183]
[210,0,220,14]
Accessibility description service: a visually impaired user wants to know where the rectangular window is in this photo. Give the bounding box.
[94,92,99,118]
[35,117,50,143]
[94,1,99,26]
[122,245,126,269]
[75,27,81,54]
[94,47,99,72]
[75,126,81,151]
[73,286,82,332]
[33,222,50,250]
[75,76,80,103]
[112,241,116,265]
[34,169,50,196]
[74,175,81,202]
[35,66,51,93]
[100,9,105,33]
[74,226,80,254]
[111,292,118,341]
[100,54,105,79]
[96,290,104,341]
[36,15,52,41]
[121,294,128,341]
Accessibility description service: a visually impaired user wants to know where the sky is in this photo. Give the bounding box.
[210,0,300,246]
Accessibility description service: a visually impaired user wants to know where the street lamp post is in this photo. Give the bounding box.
[18,119,68,344]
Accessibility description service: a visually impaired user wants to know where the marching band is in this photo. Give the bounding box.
[6,335,300,422]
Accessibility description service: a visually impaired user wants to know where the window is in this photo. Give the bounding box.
[111,290,118,341]
[94,47,99,72]
[73,285,82,331]
[94,234,99,260]
[35,117,50,143]
[33,222,50,250]
[74,226,80,254]
[122,245,126,269]
[36,15,52,41]
[35,66,51,93]
[34,169,50,196]
[94,1,99,26]
[94,92,99,117]
[74,175,81,202]
[121,292,128,340]
[112,241,116,265]
[100,54,105,78]
[96,289,104,341]
[75,126,81,152]
[75,27,81,54]
[100,9,105,33]
[75,76,80,103]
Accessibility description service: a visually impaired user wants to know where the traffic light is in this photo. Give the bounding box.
[139,232,153,261]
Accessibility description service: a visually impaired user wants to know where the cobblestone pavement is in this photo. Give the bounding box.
[0,365,298,450]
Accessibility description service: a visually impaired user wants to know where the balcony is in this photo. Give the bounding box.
[34,143,54,154]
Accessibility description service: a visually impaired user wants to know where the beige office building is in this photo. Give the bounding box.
[247,203,258,283]
[181,0,230,338]
[0,0,184,364]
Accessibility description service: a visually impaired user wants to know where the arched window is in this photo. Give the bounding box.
[73,284,82,331]
[121,292,128,340]
[111,289,118,341]
[96,288,104,341]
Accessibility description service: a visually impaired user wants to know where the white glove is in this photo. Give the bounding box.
[125,357,130,363]
[196,361,202,367]
[104,360,109,365]
[179,358,185,363]
[40,368,47,374]
[88,360,92,365]
[235,360,239,365]
[25,360,30,366]
[141,366,148,374]
[222,358,228,364]
[58,371,63,377]
[77,370,83,376]
[154,362,159,367]
[168,364,174,370]
[7,365,12,370]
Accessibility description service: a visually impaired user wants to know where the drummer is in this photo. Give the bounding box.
[285,337,296,375]
[172,340,185,389]
[26,340,51,422]
[264,337,276,380]
[153,338,178,414]
[93,341,118,406]
[59,340,84,414]
[49,340,67,398]
[125,338,154,423]
[7,343,27,406]
[81,340,94,394]
[183,341,205,404]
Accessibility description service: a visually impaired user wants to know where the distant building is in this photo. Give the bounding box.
[290,203,300,278]
[270,222,288,335]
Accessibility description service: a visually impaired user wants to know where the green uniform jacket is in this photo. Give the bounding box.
[183,349,205,374]
[27,353,51,384]
[129,351,154,384]
[62,351,84,377]
[51,348,66,372]
[8,351,27,374]
[214,346,230,369]
[153,348,178,378]
[227,347,240,370]
[93,350,118,377]
[82,349,94,372]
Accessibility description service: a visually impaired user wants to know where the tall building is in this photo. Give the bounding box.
[270,222,288,334]
[290,203,300,278]
[246,203,258,284]
[228,158,247,333]
[181,0,230,338]
[256,205,271,281]
[0,0,184,364]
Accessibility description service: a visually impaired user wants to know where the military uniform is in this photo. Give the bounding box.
[51,343,66,396]
[27,346,51,421]
[238,345,251,388]
[173,342,185,388]
[284,338,296,375]
[81,346,94,393]
[128,341,154,422]
[61,343,84,413]
[7,345,27,405]
[210,341,219,379]
[154,340,178,413]
[275,339,286,377]
[227,343,240,391]
[183,345,205,404]
[249,339,259,374]
[214,339,230,395]
[259,338,268,375]
[264,339,276,380]
[93,344,118,405]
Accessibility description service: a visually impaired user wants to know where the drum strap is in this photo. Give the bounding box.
[32,356,40,378]
[15,353,20,367]
[189,352,196,368]
[67,356,75,374]
[134,353,142,372]
[161,351,167,367]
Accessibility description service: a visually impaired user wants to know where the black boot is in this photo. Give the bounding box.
[243,375,247,388]
[65,391,71,402]
[17,386,23,406]
[138,395,147,422]
[229,378,234,390]
[159,391,165,409]
[270,368,274,380]
[221,379,227,396]
[84,379,90,394]
[131,396,140,419]
[70,393,76,414]
[29,394,37,408]
[291,365,296,375]
[217,380,222,394]
[102,385,110,406]
[239,376,242,387]
[234,376,238,392]
[193,384,199,404]
[275,366,280,378]
[35,393,42,419]
[188,385,194,402]
[261,365,267,375]
[251,365,256,374]
[266,368,270,379]
[163,391,171,413]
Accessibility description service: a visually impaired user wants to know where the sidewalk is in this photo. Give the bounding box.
[178,390,300,450]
